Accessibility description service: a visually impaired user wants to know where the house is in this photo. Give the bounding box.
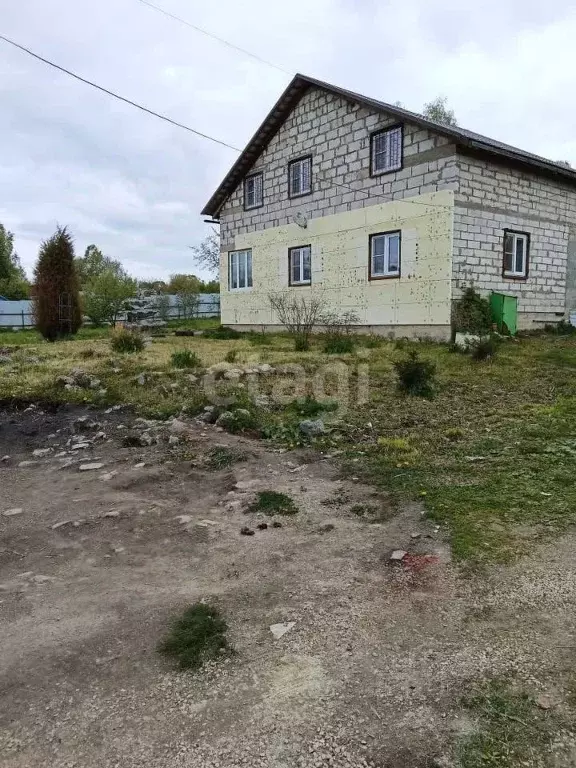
[201,74,576,339]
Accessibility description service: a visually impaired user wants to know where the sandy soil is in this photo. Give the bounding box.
[1,402,576,768]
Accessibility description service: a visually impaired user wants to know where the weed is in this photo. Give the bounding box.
[217,407,260,434]
[202,325,241,340]
[249,491,299,516]
[394,350,436,397]
[171,349,201,369]
[361,334,382,349]
[294,336,310,351]
[350,503,378,517]
[110,327,144,354]
[453,287,493,334]
[157,603,230,671]
[287,395,338,419]
[444,427,465,442]
[543,319,576,335]
[323,336,355,354]
[224,349,239,363]
[468,336,499,361]
[79,347,96,359]
[204,446,247,470]
[247,331,272,346]
[321,488,352,507]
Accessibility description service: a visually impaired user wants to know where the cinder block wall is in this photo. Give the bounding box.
[453,155,576,327]
[219,87,459,250]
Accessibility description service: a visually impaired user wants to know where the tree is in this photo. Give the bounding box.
[189,231,220,274]
[74,244,122,286]
[422,96,458,126]
[167,274,201,295]
[0,223,31,299]
[199,279,220,293]
[33,226,82,340]
[83,268,137,326]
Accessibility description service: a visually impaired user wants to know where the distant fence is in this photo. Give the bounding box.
[0,294,221,329]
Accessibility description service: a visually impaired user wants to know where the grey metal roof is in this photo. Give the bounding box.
[201,73,576,217]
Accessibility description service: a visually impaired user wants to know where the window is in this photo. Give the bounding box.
[288,156,312,198]
[244,172,263,210]
[289,245,312,286]
[503,230,529,278]
[229,249,253,290]
[370,125,403,175]
[369,231,401,279]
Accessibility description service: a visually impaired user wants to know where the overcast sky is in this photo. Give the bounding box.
[2,0,576,281]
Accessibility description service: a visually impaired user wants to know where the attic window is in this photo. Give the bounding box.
[370,126,403,175]
[288,156,312,198]
[244,172,263,210]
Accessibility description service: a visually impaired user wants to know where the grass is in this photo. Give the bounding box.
[456,679,570,767]
[171,349,201,368]
[204,446,247,470]
[249,491,299,516]
[157,603,231,671]
[2,323,576,563]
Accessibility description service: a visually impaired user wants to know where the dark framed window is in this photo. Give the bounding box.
[369,231,401,279]
[370,125,403,176]
[244,172,263,210]
[288,155,312,198]
[289,245,312,286]
[228,249,253,290]
[503,229,530,279]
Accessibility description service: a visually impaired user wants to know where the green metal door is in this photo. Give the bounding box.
[490,292,518,335]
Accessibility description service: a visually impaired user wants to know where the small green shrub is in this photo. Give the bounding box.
[217,407,260,434]
[294,336,310,351]
[247,331,272,346]
[287,395,338,418]
[157,603,230,670]
[361,334,382,349]
[204,446,246,470]
[323,336,355,354]
[171,349,201,368]
[79,347,96,359]
[202,325,241,340]
[543,319,576,335]
[469,336,499,361]
[224,349,239,363]
[394,350,436,397]
[249,490,299,516]
[452,287,493,334]
[110,327,144,354]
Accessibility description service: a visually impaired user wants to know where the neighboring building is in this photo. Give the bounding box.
[202,74,576,338]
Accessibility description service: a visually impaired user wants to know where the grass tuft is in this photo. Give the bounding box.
[171,349,201,369]
[110,327,144,354]
[204,446,247,470]
[249,490,299,516]
[157,603,230,671]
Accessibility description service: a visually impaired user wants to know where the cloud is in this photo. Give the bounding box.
[2,0,576,279]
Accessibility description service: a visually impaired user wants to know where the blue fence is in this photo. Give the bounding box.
[0,294,221,329]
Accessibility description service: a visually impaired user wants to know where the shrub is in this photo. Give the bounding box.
[268,292,326,351]
[247,331,272,346]
[287,395,338,418]
[202,325,241,340]
[323,336,355,354]
[216,407,260,434]
[157,603,230,670]
[361,334,382,349]
[79,347,96,359]
[171,349,200,368]
[394,350,436,397]
[452,287,493,334]
[224,349,238,363]
[110,327,144,353]
[321,309,359,354]
[33,226,82,341]
[544,319,576,335]
[204,446,246,470]
[249,490,299,516]
[469,336,499,361]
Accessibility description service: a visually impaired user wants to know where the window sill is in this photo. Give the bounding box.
[288,189,313,199]
[244,203,263,211]
[370,165,403,178]
[503,273,528,281]
[369,273,401,281]
[289,281,312,287]
[229,286,254,292]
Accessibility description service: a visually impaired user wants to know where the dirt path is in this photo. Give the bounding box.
[1,403,576,767]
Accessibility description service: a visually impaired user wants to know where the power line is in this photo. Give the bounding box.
[0,33,242,151]
[136,0,291,75]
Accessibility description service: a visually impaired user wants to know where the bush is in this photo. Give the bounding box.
[224,349,238,363]
[294,336,311,351]
[287,395,338,418]
[216,407,260,434]
[157,603,230,670]
[247,331,272,346]
[394,350,436,397]
[321,309,359,354]
[323,336,355,354]
[469,336,499,361]
[268,292,326,351]
[361,334,382,349]
[543,319,576,335]
[452,287,493,334]
[171,349,200,368]
[249,491,299,516]
[110,327,144,353]
[202,325,241,340]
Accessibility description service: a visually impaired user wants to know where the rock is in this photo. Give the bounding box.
[198,409,218,424]
[215,411,235,427]
[32,575,54,584]
[18,460,38,468]
[258,363,275,375]
[169,418,189,436]
[175,515,193,524]
[168,435,180,446]
[390,550,407,562]
[299,419,326,437]
[234,479,259,491]
[1,455,11,463]
[79,463,105,472]
[3,508,24,517]
[252,394,271,408]
[536,694,556,710]
[135,373,147,386]
[100,471,118,481]
[223,369,242,380]
[71,442,91,451]
[198,519,218,527]
[257,522,268,530]
[319,523,335,533]
[410,532,421,539]
[51,520,72,530]
[32,448,52,458]
[270,622,295,640]
[272,521,283,528]
[103,510,120,518]
[240,526,255,536]
[113,546,125,554]
[134,462,146,469]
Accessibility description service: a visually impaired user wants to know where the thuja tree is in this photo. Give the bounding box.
[33,226,82,340]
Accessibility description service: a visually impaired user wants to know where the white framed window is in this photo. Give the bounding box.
[229,249,253,290]
[503,230,530,278]
[369,231,401,279]
[370,126,403,175]
[288,156,312,197]
[244,172,263,210]
[289,245,312,286]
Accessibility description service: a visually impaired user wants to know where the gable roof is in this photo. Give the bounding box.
[201,73,576,217]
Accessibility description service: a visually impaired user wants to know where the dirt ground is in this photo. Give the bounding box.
[1,402,576,768]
